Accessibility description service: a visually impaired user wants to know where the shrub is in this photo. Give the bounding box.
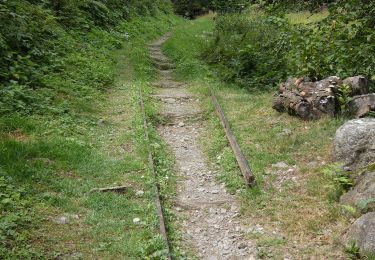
[290,0,375,81]
[204,12,292,90]
[204,1,375,91]
[0,0,174,115]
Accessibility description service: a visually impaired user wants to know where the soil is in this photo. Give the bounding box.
[149,35,256,259]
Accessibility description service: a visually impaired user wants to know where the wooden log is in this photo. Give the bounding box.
[90,186,129,194]
[139,91,172,260]
[273,76,342,120]
[211,92,255,187]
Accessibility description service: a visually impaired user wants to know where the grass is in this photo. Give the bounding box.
[286,9,330,24]
[0,14,183,259]
[163,13,352,259]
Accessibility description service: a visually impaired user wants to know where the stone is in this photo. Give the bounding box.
[343,76,369,96]
[238,242,248,249]
[52,214,79,225]
[133,217,141,224]
[348,93,375,118]
[333,118,375,169]
[63,252,84,259]
[272,162,289,169]
[343,212,375,253]
[277,128,292,137]
[54,216,69,225]
[340,172,375,212]
[178,122,185,127]
[135,190,144,197]
[97,118,106,125]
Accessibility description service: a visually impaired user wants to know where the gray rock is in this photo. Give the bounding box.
[54,216,69,225]
[343,76,369,96]
[272,162,289,169]
[238,242,248,249]
[52,213,79,225]
[62,252,84,259]
[135,190,144,197]
[277,128,292,137]
[333,118,375,169]
[340,172,375,212]
[343,212,375,253]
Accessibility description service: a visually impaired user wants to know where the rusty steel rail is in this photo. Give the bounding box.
[139,91,172,260]
[210,91,255,187]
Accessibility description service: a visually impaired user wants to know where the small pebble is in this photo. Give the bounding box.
[238,243,247,249]
[136,190,144,197]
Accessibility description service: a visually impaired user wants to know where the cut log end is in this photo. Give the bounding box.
[272,75,371,120]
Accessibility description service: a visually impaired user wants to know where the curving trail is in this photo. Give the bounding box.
[149,35,256,259]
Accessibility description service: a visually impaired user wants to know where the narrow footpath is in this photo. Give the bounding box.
[149,35,256,259]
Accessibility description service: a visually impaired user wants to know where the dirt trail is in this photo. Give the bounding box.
[148,35,256,259]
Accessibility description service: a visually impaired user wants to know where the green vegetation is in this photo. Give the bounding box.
[163,13,352,258]
[0,0,185,257]
[171,0,249,18]
[286,9,329,24]
[2,0,374,258]
[0,0,173,115]
[204,1,375,90]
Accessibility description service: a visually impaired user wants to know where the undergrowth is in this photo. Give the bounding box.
[203,2,375,91]
[0,6,183,257]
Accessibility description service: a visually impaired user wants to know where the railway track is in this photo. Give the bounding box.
[140,34,255,258]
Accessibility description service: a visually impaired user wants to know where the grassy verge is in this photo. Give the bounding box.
[163,15,351,259]
[0,14,182,258]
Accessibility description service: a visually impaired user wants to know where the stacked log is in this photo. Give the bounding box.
[272,75,373,120]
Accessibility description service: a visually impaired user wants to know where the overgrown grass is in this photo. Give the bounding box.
[163,15,351,258]
[286,9,329,24]
[0,14,182,258]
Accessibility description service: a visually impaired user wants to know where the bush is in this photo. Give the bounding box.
[204,1,375,91]
[204,12,292,90]
[290,0,375,81]
[0,0,173,115]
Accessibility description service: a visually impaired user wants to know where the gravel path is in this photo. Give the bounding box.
[149,35,256,259]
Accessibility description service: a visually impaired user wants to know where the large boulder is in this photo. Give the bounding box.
[340,172,375,212]
[343,212,375,254]
[333,118,375,169]
[347,93,375,118]
[343,76,369,96]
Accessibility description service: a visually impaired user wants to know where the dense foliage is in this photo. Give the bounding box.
[0,0,173,115]
[172,0,249,18]
[0,1,175,257]
[204,0,375,91]
[204,13,291,89]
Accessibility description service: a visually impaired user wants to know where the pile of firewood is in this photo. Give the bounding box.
[272,75,375,120]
